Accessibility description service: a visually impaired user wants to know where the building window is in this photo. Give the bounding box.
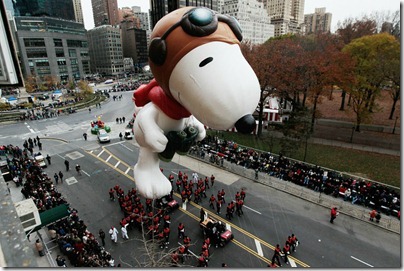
[68,49,77,57]
[57,59,66,65]
[80,51,88,57]
[67,39,88,47]
[55,48,65,57]
[54,39,63,47]
[26,48,47,58]
[24,38,45,47]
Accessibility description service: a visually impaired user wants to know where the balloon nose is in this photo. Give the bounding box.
[235,114,256,134]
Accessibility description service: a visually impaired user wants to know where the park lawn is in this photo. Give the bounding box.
[208,131,400,188]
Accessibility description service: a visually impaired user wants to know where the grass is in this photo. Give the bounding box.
[208,130,400,189]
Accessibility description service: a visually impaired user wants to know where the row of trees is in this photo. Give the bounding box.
[241,12,400,141]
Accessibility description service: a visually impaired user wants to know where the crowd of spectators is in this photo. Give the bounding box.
[191,135,400,219]
[1,143,114,267]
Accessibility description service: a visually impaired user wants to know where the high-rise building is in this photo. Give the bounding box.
[72,0,84,24]
[150,0,218,29]
[221,0,274,44]
[13,0,76,22]
[87,25,123,76]
[14,16,90,82]
[304,7,332,34]
[133,6,151,32]
[120,20,148,70]
[92,0,119,27]
[265,0,305,37]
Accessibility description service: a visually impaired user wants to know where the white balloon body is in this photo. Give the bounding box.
[133,41,260,199]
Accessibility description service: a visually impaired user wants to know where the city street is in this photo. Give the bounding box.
[1,91,400,268]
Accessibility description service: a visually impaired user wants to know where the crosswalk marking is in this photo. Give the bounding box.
[106,155,112,162]
[289,259,297,267]
[125,168,130,174]
[97,150,104,157]
[114,161,120,168]
[255,239,263,257]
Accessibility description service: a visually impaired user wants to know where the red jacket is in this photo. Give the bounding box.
[331,208,338,217]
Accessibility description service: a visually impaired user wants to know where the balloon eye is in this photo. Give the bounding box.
[199,57,213,67]
[189,8,213,26]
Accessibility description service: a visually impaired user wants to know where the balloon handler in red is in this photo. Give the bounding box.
[132,7,261,199]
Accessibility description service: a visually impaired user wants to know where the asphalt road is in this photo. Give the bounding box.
[0,90,400,268]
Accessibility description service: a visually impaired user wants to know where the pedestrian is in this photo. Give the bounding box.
[209,194,215,209]
[56,255,67,267]
[58,171,63,183]
[226,203,232,220]
[75,164,81,175]
[271,244,282,266]
[122,116,125,123]
[330,207,338,223]
[163,226,171,247]
[375,211,381,223]
[54,173,59,185]
[369,209,377,222]
[119,132,123,140]
[119,117,122,123]
[83,133,87,141]
[240,188,246,201]
[236,199,244,216]
[64,159,69,171]
[35,239,45,256]
[89,108,91,113]
[283,241,290,264]
[46,154,51,165]
[121,224,129,240]
[109,188,115,201]
[210,174,215,187]
[116,117,119,124]
[37,141,42,150]
[290,234,299,252]
[99,229,106,246]
[216,199,222,214]
[220,189,226,204]
[109,227,118,243]
[178,222,185,239]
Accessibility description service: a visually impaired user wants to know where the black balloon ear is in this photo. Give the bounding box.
[149,38,167,66]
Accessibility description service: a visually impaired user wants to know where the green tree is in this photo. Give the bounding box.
[343,33,399,130]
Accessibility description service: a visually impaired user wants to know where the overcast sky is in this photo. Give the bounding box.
[82,0,401,32]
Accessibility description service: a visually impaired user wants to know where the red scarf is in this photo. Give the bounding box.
[133,79,191,120]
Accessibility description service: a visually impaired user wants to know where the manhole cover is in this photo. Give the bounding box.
[65,151,84,160]
[65,177,78,185]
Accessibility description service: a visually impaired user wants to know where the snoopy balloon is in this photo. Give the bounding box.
[132,7,260,199]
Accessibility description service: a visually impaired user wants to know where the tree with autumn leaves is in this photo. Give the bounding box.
[241,33,353,138]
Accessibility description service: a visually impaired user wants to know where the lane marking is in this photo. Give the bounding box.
[289,259,297,267]
[106,155,112,162]
[119,143,134,152]
[125,168,130,174]
[114,161,120,168]
[226,223,231,231]
[171,171,178,175]
[97,149,104,157]
[182,202,187,210]
[82,170,90,177]
[255,239,263,257]
[244,205,262,215]
[351,256,373,267]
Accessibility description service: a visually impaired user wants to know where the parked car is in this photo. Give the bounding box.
[97,129,110,143]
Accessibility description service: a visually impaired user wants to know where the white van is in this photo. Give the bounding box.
[104,79,114,84]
